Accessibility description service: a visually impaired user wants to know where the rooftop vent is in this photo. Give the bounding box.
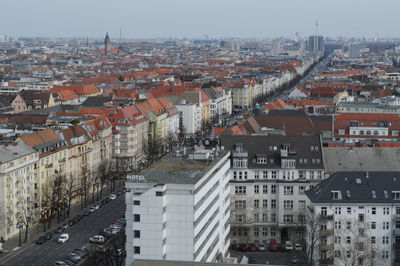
[371,190,376,199]
[346,190,351,199]
[384,190,388,199]
[356,178,362,184]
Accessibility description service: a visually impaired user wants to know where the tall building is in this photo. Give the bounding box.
[125,149,231,265]
[349,43,361,58]
[308,35,324,53]
[104,32,110,55]
[306,172,400,266]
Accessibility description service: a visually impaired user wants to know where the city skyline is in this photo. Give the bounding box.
[0,0,400,39]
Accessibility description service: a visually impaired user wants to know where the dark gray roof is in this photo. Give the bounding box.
[323,147,400,174]
[0,99,14,113]
[82,96,113,107]
[221,135,324,169]
[306,172,400,204]
[268,109,307,116]
[21,105,80,115]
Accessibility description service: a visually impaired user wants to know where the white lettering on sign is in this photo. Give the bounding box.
[127,175,145,181]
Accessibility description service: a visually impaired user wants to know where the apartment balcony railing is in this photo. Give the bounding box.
[320,243,333,251]
[393,228,400,236]
[320,215,334,221]
[320,229,334,237]
[45,163,53,169]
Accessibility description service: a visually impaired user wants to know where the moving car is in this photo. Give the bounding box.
[295,243,302,251]
[58,233,69,244]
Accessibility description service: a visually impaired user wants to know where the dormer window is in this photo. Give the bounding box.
[331,191,342,200]
[393,191,400,200]
[235,143,243,152]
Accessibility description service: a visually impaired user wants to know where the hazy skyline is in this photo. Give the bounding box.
[1,0,399,39]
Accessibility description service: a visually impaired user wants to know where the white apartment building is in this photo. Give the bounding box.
[125,149,231,265]
[221,135,325,245]
[0,142,39,240]
[176,100,202,135]
[306,172,400,266]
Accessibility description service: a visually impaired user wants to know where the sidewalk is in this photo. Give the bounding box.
[1,184,121,254]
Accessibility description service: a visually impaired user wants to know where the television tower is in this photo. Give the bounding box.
[315,19,319,36]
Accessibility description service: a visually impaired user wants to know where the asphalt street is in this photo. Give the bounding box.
[2,194,125,266]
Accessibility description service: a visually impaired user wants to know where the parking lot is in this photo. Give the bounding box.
[237,250,306,265]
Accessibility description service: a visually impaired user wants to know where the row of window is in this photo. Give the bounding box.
[235,185,309,195]
[233,170,323,180]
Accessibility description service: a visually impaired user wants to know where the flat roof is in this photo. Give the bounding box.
[132,149,229,185]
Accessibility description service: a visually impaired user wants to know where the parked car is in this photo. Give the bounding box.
[99,230,113,239]
[68,252,81,260]
[248,257,257,264]
[239,243,248,252]
[285,241,294,251]
[90,205,100,212]
[111,221,125,228]
[109,194,117,200]
[36,237,46,245]
[258,244,266,251]
[269,244,280,252]
[116,190,124,196]
[54,227,64,234]
[229,244,238,251]
[295,243,302,251]
[75,215,84,222]
[61,223,69,230]
[248,243,257,251]
[62,258,75,266]
[44,232,53,240]
[110,224,123,230]
[53,261,68,266]
[0,242,3,253]
[89,235,105,244]
[67,219,75,227]
[58,233,69,244]
[74,248,88,258]
[114,249,123,257]
[64,256,78,264]
[290,255,299,264]
[116,218,126,226]
[83,210,91,216]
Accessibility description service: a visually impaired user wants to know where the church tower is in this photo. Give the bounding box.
[104,32,110,55]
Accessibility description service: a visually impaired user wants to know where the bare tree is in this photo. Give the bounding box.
[334,218,378,266]
[17,203,35,243]
[42,174,65,229]
[65,175,75,217]
[81,166,91,207]
[98,160,111,199]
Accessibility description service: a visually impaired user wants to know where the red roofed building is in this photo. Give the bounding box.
[51,84,101,103]
[334,113,400,144]
[109,105,147,170]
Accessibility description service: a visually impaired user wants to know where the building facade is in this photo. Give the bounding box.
[306,172,400,266]
[221,135,325,245]
[0,142,39,240]
[125,149,231,265]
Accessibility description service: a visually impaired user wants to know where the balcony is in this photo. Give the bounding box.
[320,215,334,221]
[393,243,400,250]
[58,158,66,163]
[320,243,333,251]
[393,228,400,236]
[320,229,334,237]
[45,163,53,169]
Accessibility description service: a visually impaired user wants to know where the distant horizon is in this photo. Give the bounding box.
[1,0,400,39]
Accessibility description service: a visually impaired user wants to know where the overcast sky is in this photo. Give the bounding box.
[0,0,399,39]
